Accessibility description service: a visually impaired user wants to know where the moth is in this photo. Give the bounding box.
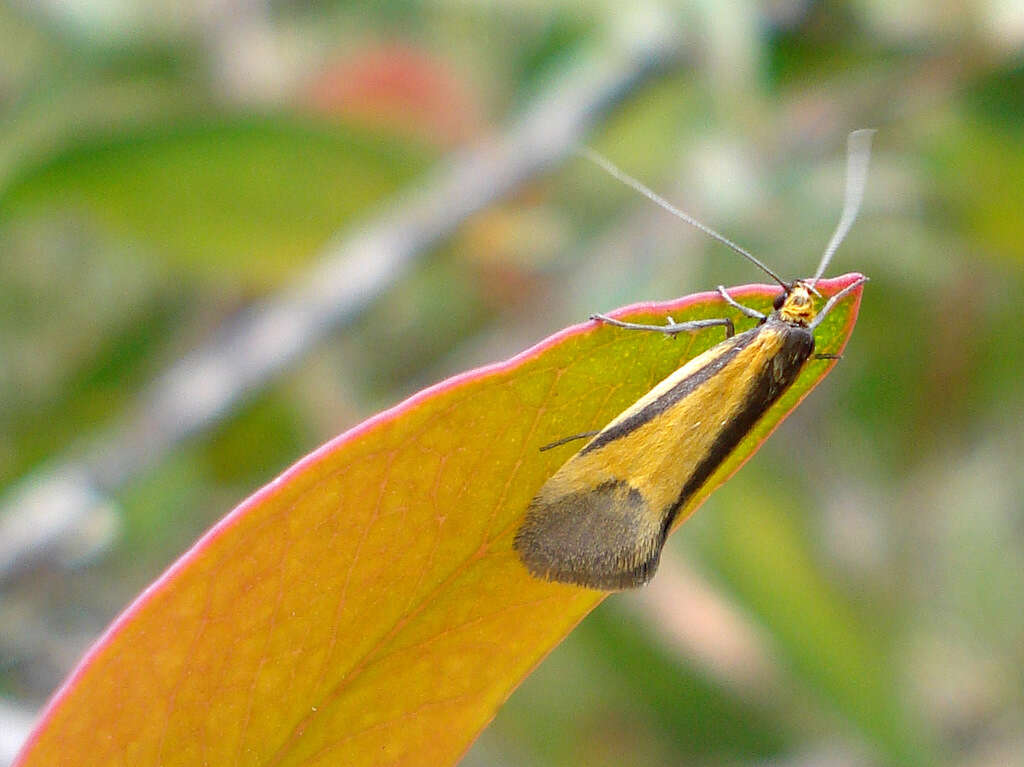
[515,130,874,590]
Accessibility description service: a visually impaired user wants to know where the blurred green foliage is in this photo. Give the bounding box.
[3,120,431,286]
[2,1,1023,766]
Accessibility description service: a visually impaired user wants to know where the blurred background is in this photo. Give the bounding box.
[1,1,1022,765]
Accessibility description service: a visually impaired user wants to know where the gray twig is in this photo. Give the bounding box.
[0,26,680,582]
[0,698,36,767]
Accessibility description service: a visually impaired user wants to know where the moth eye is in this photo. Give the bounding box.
[773,292,786,310]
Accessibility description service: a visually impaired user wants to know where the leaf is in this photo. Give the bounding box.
[14,274,865,767]
[0,118,432,289]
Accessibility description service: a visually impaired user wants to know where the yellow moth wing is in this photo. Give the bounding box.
[537,330,771,506]
[515,320,811,589]
[571,325,790,511]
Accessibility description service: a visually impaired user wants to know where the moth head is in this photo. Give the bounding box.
[776,281,816,326]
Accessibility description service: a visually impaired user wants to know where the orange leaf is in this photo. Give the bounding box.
[15,274,865,767]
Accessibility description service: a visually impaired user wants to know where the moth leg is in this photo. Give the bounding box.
[590,313,734,339]
[716,285,766,320]
[808,276,870,331]
[814,352,842,360]
[539,431,600,452]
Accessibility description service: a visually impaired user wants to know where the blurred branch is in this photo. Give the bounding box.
[0,699,35,767]
[0,22,681,582]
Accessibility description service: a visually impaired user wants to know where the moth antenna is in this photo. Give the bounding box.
[576,146,789,291]
[811,129,875,286]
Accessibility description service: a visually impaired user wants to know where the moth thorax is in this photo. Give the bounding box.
[778,282,816,326]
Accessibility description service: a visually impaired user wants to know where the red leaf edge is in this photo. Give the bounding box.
[14,272,865,763]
